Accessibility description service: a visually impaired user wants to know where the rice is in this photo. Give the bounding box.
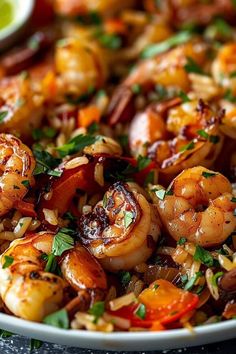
[42,209,58,226]
[64,156,89,169]
[103,312,131,330]
[94,163,104,186]
[218,254,235,271]
[205,268,219,301]
[13,217,32,238]
[109,292,136,311]
[71,312,114,332]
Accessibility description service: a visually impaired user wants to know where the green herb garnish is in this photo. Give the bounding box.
[135,304,146,319]
[193,245,214,267]
[201,171,217,178]
[177,237,187,246]
[52,230,74,257]
[2,255,14,269]
[0,111,8,123]
[43,309,69,329]
[124,211,134,228]
[184,271,203,291]
[179,141,195,152]
[88,301,105,323]
[141,31,193,58]
[57,134,97,158]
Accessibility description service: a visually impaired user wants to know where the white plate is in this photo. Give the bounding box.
[0,313,235,351]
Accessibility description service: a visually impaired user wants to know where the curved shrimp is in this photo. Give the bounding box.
[153,166,236,247]
[54,0,135,17]
[78,181,161,271]
[129,99,223,178]
[0,75,44,138]
[212,43,236,94]
[0,232,107,321]
[0,134,35,217]
[108,40,208,125]
[55,37,107,97]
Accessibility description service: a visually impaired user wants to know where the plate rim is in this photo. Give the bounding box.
[0,312,235,351]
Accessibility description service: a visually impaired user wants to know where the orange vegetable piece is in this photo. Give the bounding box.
[78,105,101,128]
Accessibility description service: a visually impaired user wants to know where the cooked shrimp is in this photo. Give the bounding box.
[108,40,208,125]
[212,43,236,94]
[78,181,161,271]
[129,99,223,178]
[0,75,44,138]
[0,232,107,321]
[55,37,107,96]
[54,0,135,17]
[153,166,236,247]
[0,134,35,217]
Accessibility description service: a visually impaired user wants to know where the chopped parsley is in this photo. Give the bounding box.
[179,140,195,152]
[131,84,142,95]
[184,57,206,75]
[224,89,236,103]
[153,284,159,290]
[88,301,105,323]
[32,127,57,141]
[33,147,61,176]
[119,271,131,286]
[144,170,155,186]
[135,304,146,319]
[177,237,187,246]
[0,329,13,338]
[201,171,217,178]
[155,189,166,200]
[43,309,69,329]
[2,255,14,269]
[137,155,151,171]
[30,339,43,351]
[95,31,122,49]
[56,134,97,158]
[65,86,95,105]
[0,111,8,123]
[141,31,193,58]
[87,122,99,135]
[231,197,236,203]
[43,253,59,274]
[193,245,214,267]
[184,271,203,291]
[197,129,220,144]
[179,90,191,103]
[21,180,30,189]
[118,134,128,148]
[52,229,75,257]
[124,211,134,228]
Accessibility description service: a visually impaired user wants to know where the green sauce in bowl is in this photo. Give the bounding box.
[0,0,15,30]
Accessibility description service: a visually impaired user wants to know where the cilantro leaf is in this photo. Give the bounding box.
[88,301,105,323]
[52,230,74,257]
[179,141,195,152]
[202,171,217,178]
[2,255,14,269]
[0,111,8,123]
[43,309,69,329]
[193,245,214,267]
[124,211,134,228]
[56,134,97,158]
[177,237,187,246]
[135,304,146,319]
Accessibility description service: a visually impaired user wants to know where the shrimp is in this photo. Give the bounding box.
[108,40,208,125]
[55,37,107,97]
[153,166,236,247]
[212,43,236,94]
[78,181,161,271]
[129,99,223,178]
[54,0,135,17]
[0,75,44,138]
[0,134,35,217]
[0,232,107,321]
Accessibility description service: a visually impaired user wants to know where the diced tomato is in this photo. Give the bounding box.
[104,19,127,35]
[39,162,100,216]
[14,200,37,218]
[109,280,198,329]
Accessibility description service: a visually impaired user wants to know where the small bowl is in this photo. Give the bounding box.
[0,0,35,51]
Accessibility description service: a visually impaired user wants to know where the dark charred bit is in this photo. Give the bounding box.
[79,206,110,244]
[196,99,210,114]
[29,271,40,280]
[78,181,141,245]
